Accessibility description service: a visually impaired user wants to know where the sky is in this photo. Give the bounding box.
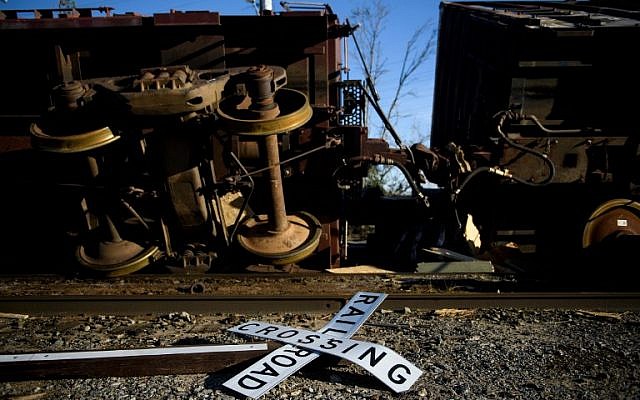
[1,0,441,144]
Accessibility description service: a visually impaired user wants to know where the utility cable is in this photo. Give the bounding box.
[238,142,331,178]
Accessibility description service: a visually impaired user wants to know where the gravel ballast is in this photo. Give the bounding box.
[1,307,639,399]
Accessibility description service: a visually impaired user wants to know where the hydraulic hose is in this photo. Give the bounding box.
[495,111,556,186]
[454,111,558,200]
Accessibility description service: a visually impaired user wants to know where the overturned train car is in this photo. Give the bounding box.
[0,1,638,276]
[432,1,640,272]
[0,5,430,275]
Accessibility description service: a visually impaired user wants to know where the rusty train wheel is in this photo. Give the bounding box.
[583,199,640,249]
[236,211,322,265]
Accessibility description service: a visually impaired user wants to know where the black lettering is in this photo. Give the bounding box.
[339,306,365,318]
[255,326,279,335]
[354,294,380,304]
[358,346,387,367]
[335,319,356,325]
[276,329,299,339]
[271,354,296,367]
[238,374,266,390]
[320,338,343,350]
[297,334,320,345]
[237,322,260,331]
[388,364,411,384]
[283,347,313,357]
[252,362,279,377]
[341,343,359,354]
[321,327,348,335]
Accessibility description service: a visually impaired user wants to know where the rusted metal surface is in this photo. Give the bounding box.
[237,212,322,264]
[583,199,640,247]
[0,10,348,272]
[219,66,321,264]
[0,5,411,274]
[0,295,345,315]
[1,292,640,316]
[265,134,290,232]
[90,66,229,116]
[0,9,225,120]
[219,12,343,106]
[153,11,220,25]
[217,88,313,135]
[0,135,31,152]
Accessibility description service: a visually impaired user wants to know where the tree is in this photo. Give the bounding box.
[59,0,77,8]
[351,0,436,194]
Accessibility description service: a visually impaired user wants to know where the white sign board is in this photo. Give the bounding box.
[228,322,422,393]
[223,292,386,398]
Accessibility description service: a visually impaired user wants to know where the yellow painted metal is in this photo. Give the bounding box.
[31,124,119,153]
[76,245,160,277]
[216,88,312,136]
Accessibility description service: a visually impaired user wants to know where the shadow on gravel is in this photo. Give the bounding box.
[204,372,242,398]
[298,365,390,391]
[203,355,389,398]
[172,337,217,346]
[202,354,285,397]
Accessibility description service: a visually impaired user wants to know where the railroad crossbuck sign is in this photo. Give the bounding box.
[224,292,423,398]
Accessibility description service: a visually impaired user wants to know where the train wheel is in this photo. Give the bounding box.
[76,215,160,277]
[236,211,322,265]
[582,199,640,268]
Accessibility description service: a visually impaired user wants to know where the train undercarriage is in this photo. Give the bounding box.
[0,2,638,278]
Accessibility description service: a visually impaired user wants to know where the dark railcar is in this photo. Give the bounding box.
[0,8,354,273]
[0,2,638,277]
[0,6,419,274]
[431,1,640,270]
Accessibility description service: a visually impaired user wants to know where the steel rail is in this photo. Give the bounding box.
[1,292,640,315]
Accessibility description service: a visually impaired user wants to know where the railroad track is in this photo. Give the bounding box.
[2,292,640,315]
